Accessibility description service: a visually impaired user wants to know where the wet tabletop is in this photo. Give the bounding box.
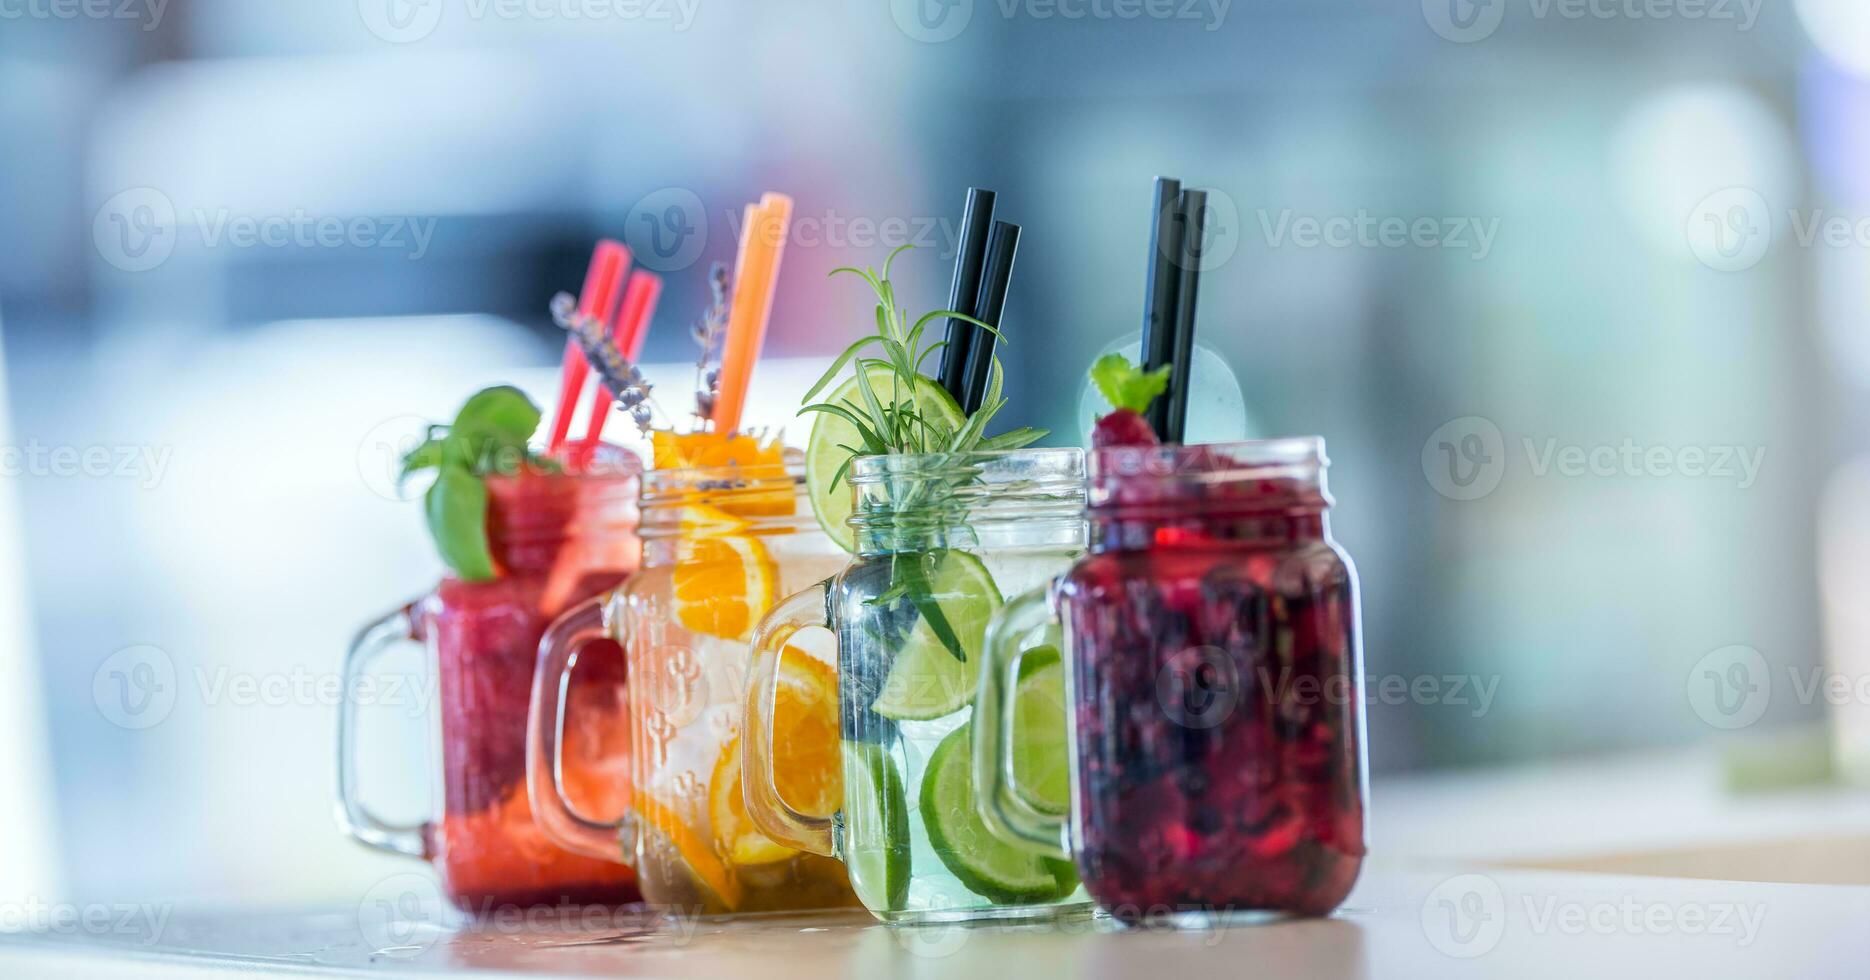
[4,863,1868,979]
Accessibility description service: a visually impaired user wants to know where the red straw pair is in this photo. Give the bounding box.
[546,240,662,462]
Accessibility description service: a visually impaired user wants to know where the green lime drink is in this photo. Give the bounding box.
[742,449,1090,922]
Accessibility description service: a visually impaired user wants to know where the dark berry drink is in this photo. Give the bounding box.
[1059,439,1365,918]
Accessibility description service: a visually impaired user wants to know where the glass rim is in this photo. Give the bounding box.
[1090,437,1327,478]
[848,447,1086,484]
[641,460,806,500]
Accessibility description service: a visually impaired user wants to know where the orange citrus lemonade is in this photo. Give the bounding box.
[616,432,857,913]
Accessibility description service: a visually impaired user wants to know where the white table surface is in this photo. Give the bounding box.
[8,750,1868,978]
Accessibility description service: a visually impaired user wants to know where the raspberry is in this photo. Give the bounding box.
[1091,408,1159,448]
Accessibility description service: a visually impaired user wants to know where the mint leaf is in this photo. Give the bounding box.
[1090,353,1171,415]
[425,465,496,582]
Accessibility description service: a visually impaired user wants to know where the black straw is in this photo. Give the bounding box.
[960,220,1021,414]
[1163,189,1207,444]
[938,188,997,402]
[1140,176,1182,436]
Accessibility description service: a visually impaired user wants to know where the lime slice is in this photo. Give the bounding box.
[844,741,910,913]
[1011,647,1071,816]
[805,366,965,553]
[870,551,1002,721]
[921,722,1077,905]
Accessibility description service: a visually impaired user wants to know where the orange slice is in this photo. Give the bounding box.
[631,794,741,911]
[651,431,795,518]
[671,507,777,642]
[709,645,842,865]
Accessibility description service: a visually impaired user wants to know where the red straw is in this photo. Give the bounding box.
[574,269,662,454]
[547,240,631,454]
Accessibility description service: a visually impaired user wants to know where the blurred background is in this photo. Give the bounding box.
[3,0,1868,910]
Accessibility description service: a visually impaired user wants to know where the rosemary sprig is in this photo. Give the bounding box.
[799,245,1044,480]
[799,244,1047,663]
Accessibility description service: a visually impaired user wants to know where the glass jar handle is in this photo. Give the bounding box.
[527,596,632,865]
[974,582,1072,860]
[336,602,429,859]
[741,581,837,858]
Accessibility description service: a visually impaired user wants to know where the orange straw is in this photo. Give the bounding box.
[575,269,662,454]
[548,241,631,453]
[710,193,792,434]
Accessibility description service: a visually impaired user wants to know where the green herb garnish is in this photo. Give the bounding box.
[1090,352,1171,415]
[800,245,1045,478]
[401,386,554,582]
[799,245,1047,664]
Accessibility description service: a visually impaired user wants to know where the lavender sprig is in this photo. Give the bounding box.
[691,262,730,425]
[549,291,656,433]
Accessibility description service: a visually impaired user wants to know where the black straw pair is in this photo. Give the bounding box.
[1140,176,1208,445]
[937,188,1020,414]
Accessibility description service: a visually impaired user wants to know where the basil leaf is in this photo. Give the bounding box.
[450,386,542,473]
[399,437,447,483]
[425,465,496,582]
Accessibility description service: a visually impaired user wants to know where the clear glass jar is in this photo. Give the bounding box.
[743,449,1091,922]
[339,457,643,911]
[976,439,1367,920]
[529,460,858,914]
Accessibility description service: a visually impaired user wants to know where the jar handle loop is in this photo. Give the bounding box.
[741,581,838,858]
[527,596,633,865]
[975,582,1072,860]
[336,602,431,859]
